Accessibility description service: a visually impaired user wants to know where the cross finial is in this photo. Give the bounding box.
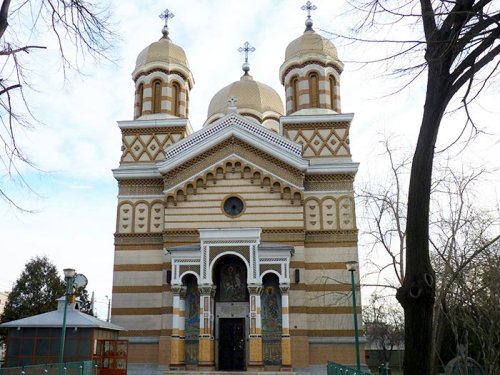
[159,9,175,39]
[227,96,238,113]
[238,41,256,75]
[301,1,317,31]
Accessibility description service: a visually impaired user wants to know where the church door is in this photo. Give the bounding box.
[218,318,245,370]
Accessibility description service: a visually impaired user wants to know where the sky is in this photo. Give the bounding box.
[1,1,499,319]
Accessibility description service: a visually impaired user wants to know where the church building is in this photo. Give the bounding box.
[111,4,363,373]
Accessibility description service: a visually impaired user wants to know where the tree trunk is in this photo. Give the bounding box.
[396,67,449,374]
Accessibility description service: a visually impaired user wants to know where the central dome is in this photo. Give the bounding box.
[204,74,284,129]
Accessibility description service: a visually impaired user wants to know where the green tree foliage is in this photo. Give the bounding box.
[0,256,64,324]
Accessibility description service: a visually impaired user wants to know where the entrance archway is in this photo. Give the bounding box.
[213,255,249,370]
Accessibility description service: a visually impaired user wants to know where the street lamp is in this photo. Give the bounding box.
[59,268,76,375]
[346,260,361,372]
[58,269,87,375]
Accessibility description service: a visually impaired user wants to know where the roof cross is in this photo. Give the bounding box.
[238,41,256,64]
[159,9,175,38]
[228,96,238,107]
[301,1,317,19]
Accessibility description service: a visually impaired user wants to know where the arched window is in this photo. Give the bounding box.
[137,83,144,117]
[185,89,189,117]
[152,79,162,113]
[329,75,336,111]
[309,73,319,107]
[172,81,181,116]
[291,76,299,112]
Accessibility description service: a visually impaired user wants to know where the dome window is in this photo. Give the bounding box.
[137,83,144,117]
[152,79,163,114]
[291,76,300,112]
[329,75,336,111]
[172,81,181,116]
[308,72,319,108]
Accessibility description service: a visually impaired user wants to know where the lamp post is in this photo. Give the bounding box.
[59,268,76,375]
[346,260,361,371]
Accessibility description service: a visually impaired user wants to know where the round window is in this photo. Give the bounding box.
[223,196,244,217]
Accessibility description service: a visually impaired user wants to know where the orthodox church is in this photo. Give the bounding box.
[111,4,363,374]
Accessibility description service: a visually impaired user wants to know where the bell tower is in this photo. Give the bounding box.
[132,9,194,119]
[279,2,343,115]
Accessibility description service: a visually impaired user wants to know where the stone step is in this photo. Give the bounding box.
[166,372,295,375]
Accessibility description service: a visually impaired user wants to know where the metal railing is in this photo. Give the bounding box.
[327,361,371,375]
[0,361,97,375]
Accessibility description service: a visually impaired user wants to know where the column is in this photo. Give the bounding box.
[280,284,292,368]
[198,285,215,368]
[170,285,184,368]
[248,284,263,369]
[178,287,187,366]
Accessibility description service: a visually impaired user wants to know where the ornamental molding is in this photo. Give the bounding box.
[113,164,162,180]
[163,154,304,206]
[280,113,354,126]
[118,118,192,131]
[157,113,307,174]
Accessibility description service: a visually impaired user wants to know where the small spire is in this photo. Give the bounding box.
[159,9,175,40]
[238,41,256,76]
[301,1,317,32]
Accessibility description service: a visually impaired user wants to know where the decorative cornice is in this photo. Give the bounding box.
[118,118,192,131]
[280,113,354,126]
[113,164,162,180]
[114,232,163,245]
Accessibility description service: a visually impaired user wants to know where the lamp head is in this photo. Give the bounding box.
[345,261,358,272]
[63,268,76,279]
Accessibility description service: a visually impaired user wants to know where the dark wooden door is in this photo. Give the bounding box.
[218,318,245,370]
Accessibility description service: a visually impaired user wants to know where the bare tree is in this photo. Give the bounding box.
[364,294,404,369]
[0,0,113,209]
[338,1,500,372]
[358,137,410,291]
[430,165,500,373]
[358,139,500,372]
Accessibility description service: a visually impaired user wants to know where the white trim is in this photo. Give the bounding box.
[118,118,192,130]
[199,228,261,242]
[157,114,308,174]
[112,165,162,179]
[280,112,354,125]
[306,162,359,174]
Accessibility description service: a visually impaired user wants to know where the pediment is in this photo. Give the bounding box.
[162,135,305,193]
[163,152,304,207]
[157,113,308,175]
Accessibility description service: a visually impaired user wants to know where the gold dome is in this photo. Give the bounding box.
[132,37,193,86]
[205,74,284,125]
[280,29,343,83]
[285,29,338,61]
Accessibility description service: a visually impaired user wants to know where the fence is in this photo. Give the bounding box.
[327,361,370,375]
[0,361,96,375]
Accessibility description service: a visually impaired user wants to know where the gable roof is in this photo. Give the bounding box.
[157,113,308,175]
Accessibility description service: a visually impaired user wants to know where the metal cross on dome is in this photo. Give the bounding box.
[238,41,256,64]
[301,1,317,19]
[159,9,175,27]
